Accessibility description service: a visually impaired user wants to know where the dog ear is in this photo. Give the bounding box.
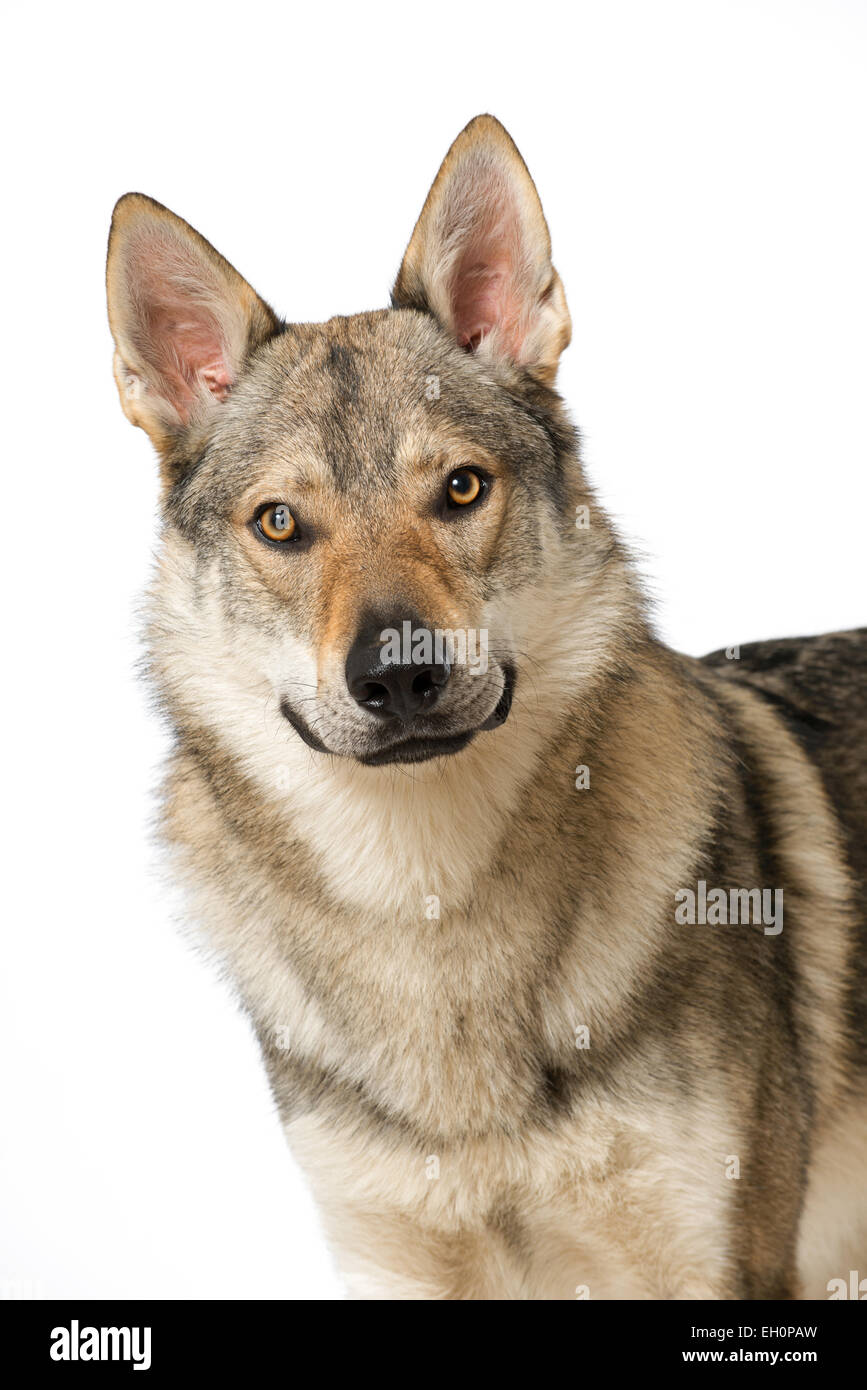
[106,194,279,456]
[392,115,571,384]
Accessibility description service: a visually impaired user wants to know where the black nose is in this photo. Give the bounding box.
[345,620,451,722]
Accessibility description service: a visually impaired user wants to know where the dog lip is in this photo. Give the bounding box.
[279,697,331,754]
[280,695,474,763]
[357,729,477,766]
[479,663,516,731]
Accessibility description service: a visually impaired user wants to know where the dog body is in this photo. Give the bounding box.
[107,117,867,1299]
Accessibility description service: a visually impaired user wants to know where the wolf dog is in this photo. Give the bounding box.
[106,115,866,1299]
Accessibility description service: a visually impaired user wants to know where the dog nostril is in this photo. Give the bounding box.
[412,670,436,698]
[359,681,389,708]
[414,664,451,696]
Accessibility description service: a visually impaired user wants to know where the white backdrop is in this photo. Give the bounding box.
[2,0,865,1300]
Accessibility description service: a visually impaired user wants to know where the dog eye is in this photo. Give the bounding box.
[256,504,297,542]
[446,469,484,508]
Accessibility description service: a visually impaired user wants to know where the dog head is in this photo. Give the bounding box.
[107,116,628,773]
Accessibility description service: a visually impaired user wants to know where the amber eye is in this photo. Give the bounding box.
[446,469,484,508]
[257,504,297,543]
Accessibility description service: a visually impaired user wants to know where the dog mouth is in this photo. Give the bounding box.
[358,729,478,766]
[280,665,516,765]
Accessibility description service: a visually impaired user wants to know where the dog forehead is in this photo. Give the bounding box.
[268,310,458,409]
[223,311,506,485]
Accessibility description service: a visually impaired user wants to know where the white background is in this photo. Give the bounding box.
[2,0,865,1300]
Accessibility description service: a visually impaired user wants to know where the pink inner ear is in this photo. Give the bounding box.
[452,260,522,353]
[128,232,235,421]
[199,359,233,402]
[148,301,233,412]
[447,193,528,360]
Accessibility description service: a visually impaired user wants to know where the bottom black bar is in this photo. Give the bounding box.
[0,1298,863,1374]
